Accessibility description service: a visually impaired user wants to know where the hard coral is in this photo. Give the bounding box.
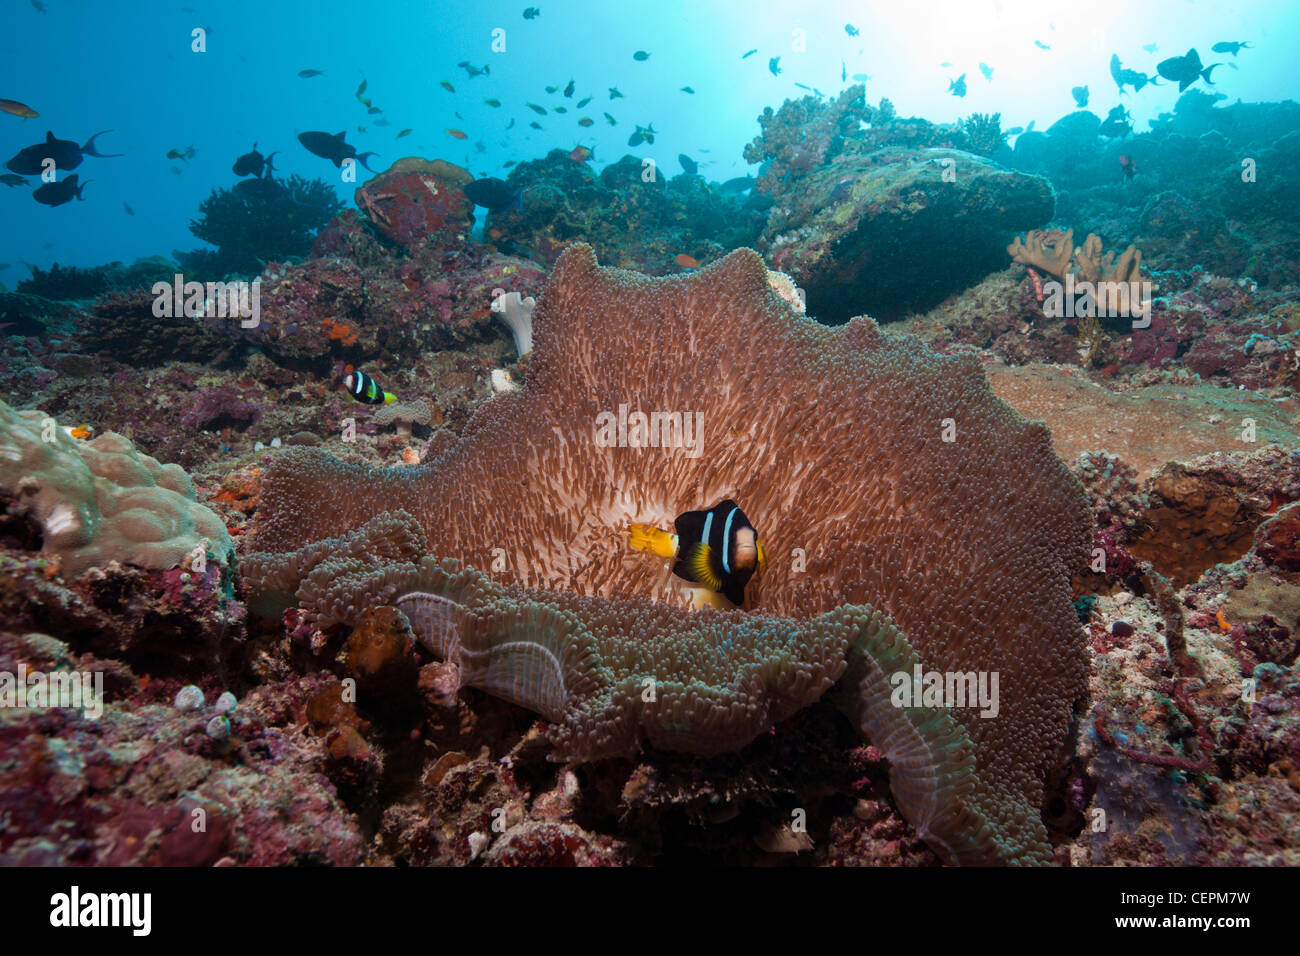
[245,245,1091,865]
[0,399,233,576]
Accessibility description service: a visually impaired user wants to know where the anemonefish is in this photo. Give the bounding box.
[629,499,764,607]
[343,369,396,405]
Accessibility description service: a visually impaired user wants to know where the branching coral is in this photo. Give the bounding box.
[245,244,1090,865]
[1008,228,1143,285]
[960,112,1007,157]
[178,175,344,278]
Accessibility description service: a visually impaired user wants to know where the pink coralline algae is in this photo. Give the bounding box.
[353,158,474,255]
[179,385,262,432]
[0,632,365,866]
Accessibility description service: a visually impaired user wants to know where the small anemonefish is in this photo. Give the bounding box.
[62,424,94,440]
[343,369,396,405]
[629,499,765,607]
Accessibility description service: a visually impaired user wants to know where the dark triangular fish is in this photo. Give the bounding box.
[1109,54,1150,94]
[463,177,523,213]
[1157,48,1221,93]
[6,130,120,175]
[678,153,697,175]
[1071,85,1089,107]
[298,130,378,171]
[233,141,271,177]
[33,174,89,206]
[718,176,755,195]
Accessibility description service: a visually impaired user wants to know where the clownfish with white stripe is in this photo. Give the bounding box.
[629,499,765,607]
[342,369,396,405]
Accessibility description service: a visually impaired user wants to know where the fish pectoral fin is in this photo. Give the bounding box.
[681,543,722,591]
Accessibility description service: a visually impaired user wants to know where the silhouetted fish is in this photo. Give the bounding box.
[1071,85,1089,107]
[1099,105,1132,138]
[5,130,121,175]
[1211,41,1251,56]
[678,153,697,175]
[298,130,378,171]
[1109,54,1153,94]
[1157,48,1221,92]
[33,174,88,206]
[464,177,524,213]
[233,141,277,177]
[720,177,755,196]
[948,74,967,97]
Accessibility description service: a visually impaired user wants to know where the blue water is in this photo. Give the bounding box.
[1,0,1295,279]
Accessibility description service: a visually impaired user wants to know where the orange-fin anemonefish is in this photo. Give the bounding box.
[629,499,764,607]
[343,369,396,405]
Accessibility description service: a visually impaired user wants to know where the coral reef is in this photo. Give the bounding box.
[16,257,181,302]
[73,288,233,367]
[495,149,766,273]
[176,175,345,279]
[0,632,363,865]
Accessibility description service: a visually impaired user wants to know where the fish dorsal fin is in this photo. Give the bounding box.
[46,131,56,142]
[335,131,347,140]
[673,507,709,543]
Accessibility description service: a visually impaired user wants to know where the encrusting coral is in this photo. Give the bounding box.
[244,244,1091,865]
[0,399,233,576]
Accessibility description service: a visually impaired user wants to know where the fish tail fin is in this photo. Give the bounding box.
[77,179,91,200]
[1203,63,1222,84]
[756,538,766,566]
[82,131,123,158]
[629,524,678,559]
[357,152,380,172]
[382,391,397,404]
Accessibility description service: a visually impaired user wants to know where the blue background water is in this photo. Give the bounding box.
[1,0,1294,281]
